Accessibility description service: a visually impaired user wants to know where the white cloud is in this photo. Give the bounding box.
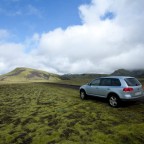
[1,0,144,74]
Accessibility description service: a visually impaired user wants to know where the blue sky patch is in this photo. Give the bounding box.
[100,11,116,21]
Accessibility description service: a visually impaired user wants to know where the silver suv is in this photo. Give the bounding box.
[80,76,144,107]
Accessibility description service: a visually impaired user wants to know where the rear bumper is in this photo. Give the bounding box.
[121,95,144,101]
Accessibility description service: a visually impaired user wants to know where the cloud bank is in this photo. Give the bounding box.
[0,0,144,74]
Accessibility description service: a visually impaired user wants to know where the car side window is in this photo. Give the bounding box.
[111,78,121,86]
[100,78,121,86]
[90,79,100,86]
[100,78,111,86]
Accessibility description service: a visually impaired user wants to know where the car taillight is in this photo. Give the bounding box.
[123,87,133,92]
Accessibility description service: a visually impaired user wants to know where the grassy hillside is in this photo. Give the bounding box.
[1,67,144,85]
[0,67,108,84]
[0,83,144,144]
[0,67,60,83]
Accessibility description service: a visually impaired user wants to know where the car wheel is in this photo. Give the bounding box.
[108,95,120,108]
[80,90,87,100]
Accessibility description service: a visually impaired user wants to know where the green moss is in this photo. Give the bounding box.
[0,83,144,144]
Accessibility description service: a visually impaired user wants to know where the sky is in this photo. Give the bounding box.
[0,0,144,75]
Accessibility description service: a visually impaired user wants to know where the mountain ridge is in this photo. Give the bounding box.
[0,67,144,82]
[111,69,144,77]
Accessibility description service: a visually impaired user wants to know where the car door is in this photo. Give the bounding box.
[86,78,101,96]
[98,78,112,97]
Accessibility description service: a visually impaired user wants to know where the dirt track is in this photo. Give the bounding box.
[38,82,80,90]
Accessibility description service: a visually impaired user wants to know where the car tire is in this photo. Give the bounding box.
[108,95,120,108]
[80,90,87,100]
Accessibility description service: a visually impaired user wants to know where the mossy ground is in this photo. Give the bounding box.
[0,83,144,144]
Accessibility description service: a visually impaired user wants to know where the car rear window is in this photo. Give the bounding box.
[125,78,141,86]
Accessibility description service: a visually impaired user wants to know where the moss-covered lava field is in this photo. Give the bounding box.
[0,83,144,144]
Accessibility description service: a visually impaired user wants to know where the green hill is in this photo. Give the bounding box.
[0,67,60,82]
[1,67,144,84]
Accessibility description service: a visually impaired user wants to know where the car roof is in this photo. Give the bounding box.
[98,76,134,79]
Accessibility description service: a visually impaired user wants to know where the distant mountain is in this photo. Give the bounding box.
[0,67,144,83]
[111,69,144,78]
[0,67,60,82]
[111,69,131,76]
[60,73,108,80]
[60,69,144,81]
[130,70,144,78]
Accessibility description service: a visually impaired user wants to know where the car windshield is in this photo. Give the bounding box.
[125,78,141,86]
